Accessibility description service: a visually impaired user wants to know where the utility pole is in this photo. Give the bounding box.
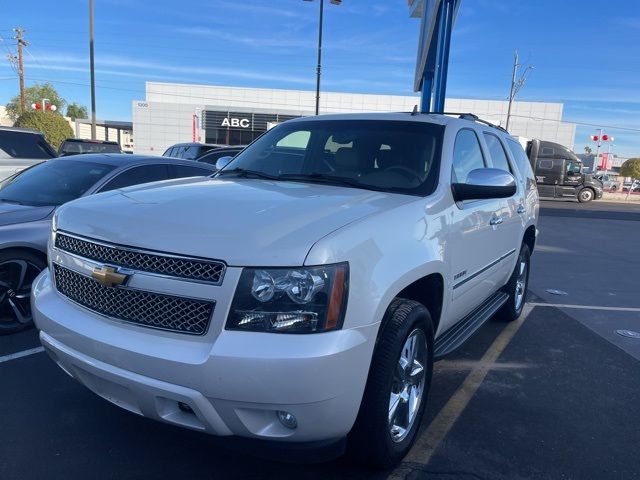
[89,0,97,139]
[14,28,27,115]
[505,51,533,132]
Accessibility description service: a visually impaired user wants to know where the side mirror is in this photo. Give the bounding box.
[452,168,516,202]
[215,156,234,171]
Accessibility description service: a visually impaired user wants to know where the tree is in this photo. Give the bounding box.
[66,102,88,120]
[620,158,640,179]
[584,146,592,155]
[14,111,73,149]
[5,82,67,121]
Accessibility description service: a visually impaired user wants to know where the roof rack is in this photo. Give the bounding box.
[408,111,509,134]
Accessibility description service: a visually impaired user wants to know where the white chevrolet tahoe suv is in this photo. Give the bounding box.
[32,113,538,467]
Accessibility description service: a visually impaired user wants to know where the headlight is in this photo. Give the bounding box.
[227,263,348,333]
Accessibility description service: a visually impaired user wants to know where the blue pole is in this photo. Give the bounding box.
[433,0,456,112]
[421,76,433,113]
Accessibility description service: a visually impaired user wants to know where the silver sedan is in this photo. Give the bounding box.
[0,153,216,334]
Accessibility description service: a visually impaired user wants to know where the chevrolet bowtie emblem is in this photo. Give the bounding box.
[91,266,127,288]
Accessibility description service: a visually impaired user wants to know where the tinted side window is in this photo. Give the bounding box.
[538,159,553,169]
[100,164,170,191]
[171,165,212,178]
[483,133,512,172]
[452,129,485,183]
[183,146,201,159]
[0,131,55,159]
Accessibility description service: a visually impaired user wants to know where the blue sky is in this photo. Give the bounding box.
[1,0,638,158]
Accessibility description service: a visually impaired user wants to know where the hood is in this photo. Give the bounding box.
[584,173,603,187]
[56,178,413,266]
[0,202,55,227]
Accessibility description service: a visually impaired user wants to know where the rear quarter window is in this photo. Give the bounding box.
[506,139,536,190]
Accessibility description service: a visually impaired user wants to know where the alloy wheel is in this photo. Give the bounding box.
[514,256,528,311]
[389,328,427,443]
[0,259,42,329]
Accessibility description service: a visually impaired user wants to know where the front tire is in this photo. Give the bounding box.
[497,244,530,322]
[349,299,434,468]
[578,188,594,203]
[0,250,46,335]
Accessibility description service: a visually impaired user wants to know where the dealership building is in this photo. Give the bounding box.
[132,82,576,155]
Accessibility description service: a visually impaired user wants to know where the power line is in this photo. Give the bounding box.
[483,113,640,134]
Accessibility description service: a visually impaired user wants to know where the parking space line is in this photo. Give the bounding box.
[388,304,533,479]
[528,303,640,313]
[0,346,45,364]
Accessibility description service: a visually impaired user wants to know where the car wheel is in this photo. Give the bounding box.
[349,299,434,468]
[0,250,46,335]
[497,244,530,322]
[578,188,594,203]
[611,185,618,192]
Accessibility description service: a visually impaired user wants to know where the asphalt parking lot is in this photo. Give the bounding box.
[2,200,640,480]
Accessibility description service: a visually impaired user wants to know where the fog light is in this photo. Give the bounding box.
[178,402,194,414]
[277,410,298,429]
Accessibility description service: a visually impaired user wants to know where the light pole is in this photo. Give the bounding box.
[31,98,57,112]
[590,131,613,173]
[304,0,341,115]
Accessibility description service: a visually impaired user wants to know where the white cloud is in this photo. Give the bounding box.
[21,52,316,86]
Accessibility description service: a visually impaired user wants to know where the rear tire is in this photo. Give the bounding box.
[578,188,594,203]
[497,244,530,322]
[349,299,434,469]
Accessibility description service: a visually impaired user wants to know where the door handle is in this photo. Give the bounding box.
[489,216,503,226]
[517,205,526,214]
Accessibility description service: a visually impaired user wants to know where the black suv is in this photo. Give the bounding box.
[162,142,228,160]
[58,139,122,156]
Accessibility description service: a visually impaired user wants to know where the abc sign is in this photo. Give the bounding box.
[221,118,250,128]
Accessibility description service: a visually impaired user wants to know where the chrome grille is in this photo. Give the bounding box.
[55,232,225,284]
[53,265,214,335]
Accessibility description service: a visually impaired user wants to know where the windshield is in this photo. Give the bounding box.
[0,130,56,159]
[219,120,444,195]
[0,159,115,206]
[59,141,122,155]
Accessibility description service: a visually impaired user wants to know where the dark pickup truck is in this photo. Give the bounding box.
[527,139,603,203]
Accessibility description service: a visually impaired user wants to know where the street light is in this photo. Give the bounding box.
[31,98,57,111]
[304,0,342,115]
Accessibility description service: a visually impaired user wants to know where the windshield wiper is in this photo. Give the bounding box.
[278,173,372,190]
[216,168,280,181]
[0,198,26,205]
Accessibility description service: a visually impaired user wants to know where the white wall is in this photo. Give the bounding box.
[134,83,578,154]
[133,100,197,156]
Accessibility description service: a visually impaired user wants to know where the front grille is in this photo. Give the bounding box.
[55,233,225,284]
[53,265,214,335]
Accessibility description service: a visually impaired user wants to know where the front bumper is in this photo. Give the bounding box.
[33,270,376,442]
[595,189,603,199]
